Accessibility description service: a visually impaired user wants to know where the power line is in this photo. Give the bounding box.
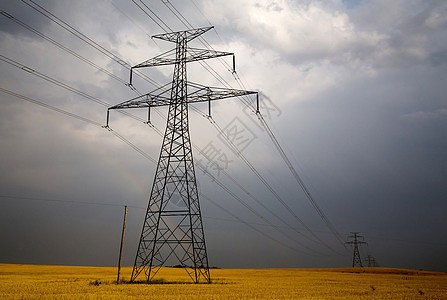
[110,1,152,39]
[157,0,323,234]
[0,87,103,127]
[20,0,159,88]
[0,54,149,124]
[203,216,290,228]
[183,4,343,247]
[0,195,307,237]
[189,0,213,27]
[129,1,256,114]
[153,0,242,96]
[106,127,157,165]
[14,1,344,258]
[134,106,324,253]
[1,53,304,253]
[157,1,344,250]
[257,112,347,248]
[6,182,444,250]
[166,0,345,248]
[195,160,324,255]
[0,191,320,257]
[8,0,176,120]
[105,25,332,264]
[0,10,128,86]
[0,195,139,209]
[0,55,109,107]
[21,0,127,66]
[119,104,322,252]
[190,131,324,248]
[131,0,172,32]
[162,0,252,93]
[1,75,159,168]
[137,1,343,254]
[111,121,326,256]
[104,4,330,252]
[201,194,321,257]
[3,62,317,257]
[137,2,339,252]
[0,86,322,258]
[206,116,338,252]
[152,1,334,248]
[0,87,155,170]
[0,7,160,104]
[207,160,321,246]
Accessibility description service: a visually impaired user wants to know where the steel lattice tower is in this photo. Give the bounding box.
[345,232,367,267]
[107,27,256,283]
[364,254,378,267]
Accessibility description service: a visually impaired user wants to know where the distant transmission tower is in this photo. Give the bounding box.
[345,232,367,267]
[107,27,257,283]
[365,254,378,267]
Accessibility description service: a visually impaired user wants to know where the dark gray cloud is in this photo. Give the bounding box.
[0,0,446,272]
[0,1,54,37]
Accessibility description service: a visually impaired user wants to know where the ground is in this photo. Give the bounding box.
[0,264,446,299]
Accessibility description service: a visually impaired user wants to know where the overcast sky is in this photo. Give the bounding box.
[0,0,446,272]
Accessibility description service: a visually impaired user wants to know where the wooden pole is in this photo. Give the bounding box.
[117,205,127,283]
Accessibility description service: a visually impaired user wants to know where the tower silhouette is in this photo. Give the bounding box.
[345,232,367,267]
[107,27,256,283]
[365,254,378,267]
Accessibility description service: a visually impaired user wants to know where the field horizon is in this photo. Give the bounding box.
[1,263,446,299]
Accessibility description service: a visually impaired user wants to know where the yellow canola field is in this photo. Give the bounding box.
[0,263,446,299]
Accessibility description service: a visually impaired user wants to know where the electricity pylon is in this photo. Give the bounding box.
[345,232,367,267]
[365,254,378,267]
[107,26,257,283]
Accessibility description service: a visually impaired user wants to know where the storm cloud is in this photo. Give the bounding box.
[0,0,446,271]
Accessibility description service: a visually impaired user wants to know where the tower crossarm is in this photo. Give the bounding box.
[186,82,257,103]
[152,26,213,43]
[108,92,170,110]
[187,47,233,62]
[108,82,171,110]
[108,81,257,110]
[132,49,177,69]
[132,48,233,69]
[345,240,367,246]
